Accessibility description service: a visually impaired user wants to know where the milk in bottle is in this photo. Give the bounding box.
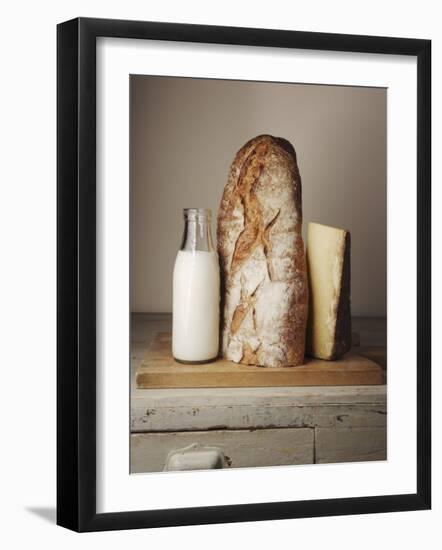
[172,208,220,363]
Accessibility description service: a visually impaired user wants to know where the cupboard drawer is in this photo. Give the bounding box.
[315,426,387,463]
[131,428,314,473]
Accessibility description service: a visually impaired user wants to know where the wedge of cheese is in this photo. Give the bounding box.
[306,222,351,360]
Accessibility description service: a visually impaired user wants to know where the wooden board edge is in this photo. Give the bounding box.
[135,369,386,389]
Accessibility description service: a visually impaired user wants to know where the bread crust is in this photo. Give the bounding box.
[217,135,308,367]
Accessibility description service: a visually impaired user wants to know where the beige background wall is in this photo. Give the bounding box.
[130,76,386,317]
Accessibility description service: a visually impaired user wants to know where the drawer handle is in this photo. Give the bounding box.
[164,443,226,471]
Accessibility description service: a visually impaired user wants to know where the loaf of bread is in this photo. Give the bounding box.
[217,135,308,368]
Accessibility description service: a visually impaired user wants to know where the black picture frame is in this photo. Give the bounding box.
[57,17,431,532]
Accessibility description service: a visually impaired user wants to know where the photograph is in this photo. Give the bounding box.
[129,75,387,473]
[0,0,435,542]
[54,13,431,534]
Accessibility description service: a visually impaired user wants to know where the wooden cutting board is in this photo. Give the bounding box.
[136,332,386,389]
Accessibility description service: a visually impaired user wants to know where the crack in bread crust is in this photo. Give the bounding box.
[230,277,264,336]
[230,141,268,273]
[262,208,281,281]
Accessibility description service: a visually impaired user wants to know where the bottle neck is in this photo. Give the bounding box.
[180,209,214,252]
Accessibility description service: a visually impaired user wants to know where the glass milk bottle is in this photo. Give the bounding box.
[172,208,220,363]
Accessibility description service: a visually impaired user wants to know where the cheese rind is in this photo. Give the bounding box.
[306,222,351,360]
